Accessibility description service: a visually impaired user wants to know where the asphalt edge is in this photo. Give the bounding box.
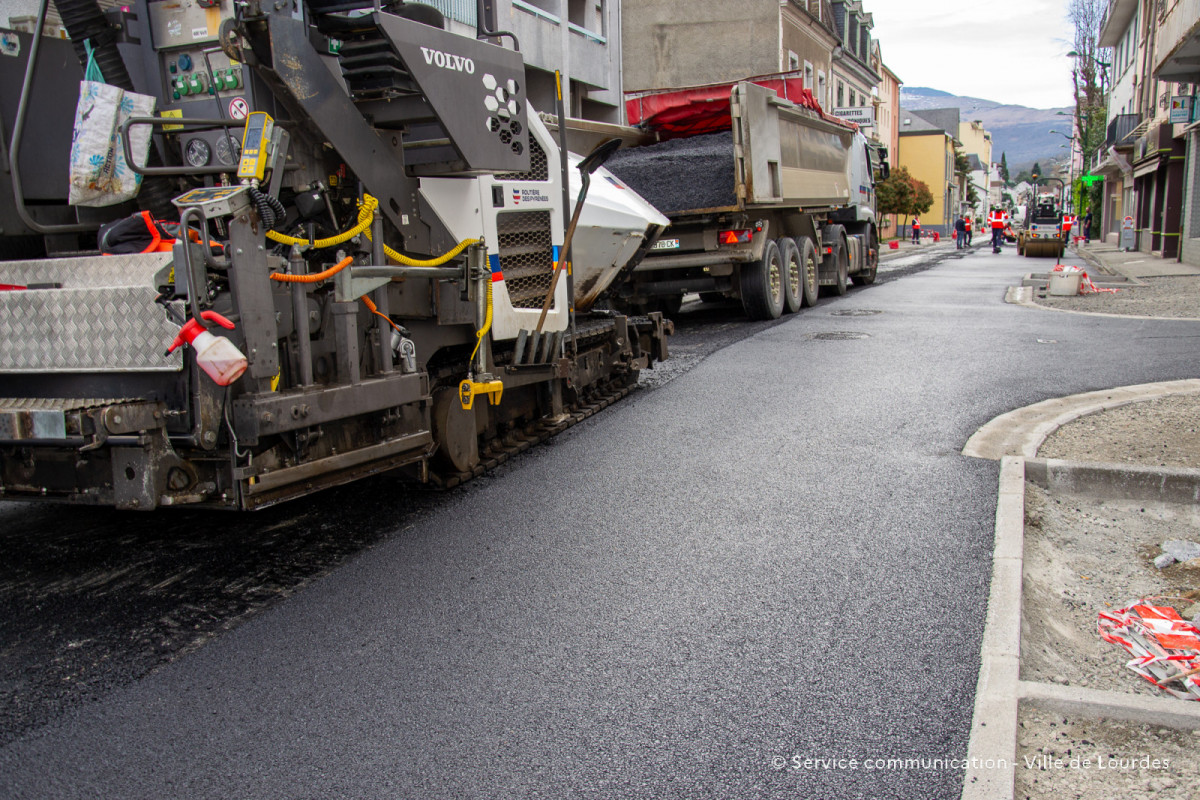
[960,382,1200,800]
[962,379,1200,461]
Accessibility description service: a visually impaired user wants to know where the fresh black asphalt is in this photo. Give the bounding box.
[3,246,1199,799]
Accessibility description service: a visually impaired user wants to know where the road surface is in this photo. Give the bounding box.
[3,243,1197,799]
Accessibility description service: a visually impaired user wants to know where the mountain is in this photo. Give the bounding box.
[900,87,1072,172]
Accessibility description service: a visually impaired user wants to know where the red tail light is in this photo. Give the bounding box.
[719,229,752,245]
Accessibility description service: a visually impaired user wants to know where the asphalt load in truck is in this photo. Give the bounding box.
[605,132,736,214]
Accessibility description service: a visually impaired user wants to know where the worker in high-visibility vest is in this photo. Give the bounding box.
[964,216,973,246]
[988,208,1008,251]
[1061,213,1076,241]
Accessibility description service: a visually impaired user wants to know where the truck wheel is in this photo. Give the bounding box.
[781,238,803,314]
[797,237,819,307]
[740,239,784,320]
[833,244,849,296]
[851,229,878,286]
[820,225,849,297]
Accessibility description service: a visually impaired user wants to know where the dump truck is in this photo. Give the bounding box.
[0,0,671,510]
[603,74,889,320]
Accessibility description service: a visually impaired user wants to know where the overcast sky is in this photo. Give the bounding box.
[871,1,1077,109]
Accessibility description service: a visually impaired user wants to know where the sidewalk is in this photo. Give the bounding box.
[1075,239,1200,279]
[1022,240,1200,320]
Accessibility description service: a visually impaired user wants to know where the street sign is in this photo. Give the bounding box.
[1080,174,1102,186]
[1169,95,1192,124]
[832,107,874,127]
[1120,215,1135,251]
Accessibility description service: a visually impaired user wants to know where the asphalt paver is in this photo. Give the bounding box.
[3,245,1199,799]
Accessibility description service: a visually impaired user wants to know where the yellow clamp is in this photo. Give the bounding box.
[458,379,504,410]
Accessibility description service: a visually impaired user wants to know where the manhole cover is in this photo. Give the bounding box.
[830,309,883,317]
[807,331,871,341]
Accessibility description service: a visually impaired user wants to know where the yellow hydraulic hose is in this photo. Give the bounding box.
[266,196,378,249]
[468,275,494,365]
[265,193,480,266]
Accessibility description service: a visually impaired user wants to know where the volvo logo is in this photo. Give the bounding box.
[420,47,475,74]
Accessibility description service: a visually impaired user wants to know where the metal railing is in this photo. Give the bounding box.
[512,0,561,25]
[568,21,605,44]
[1106,113,1140,147]
[421,0,477,26]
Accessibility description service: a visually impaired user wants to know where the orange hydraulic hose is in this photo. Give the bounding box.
[361,295,404,334]
[269,256,354,284]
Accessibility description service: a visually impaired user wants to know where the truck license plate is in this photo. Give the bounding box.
[652,238,680,250]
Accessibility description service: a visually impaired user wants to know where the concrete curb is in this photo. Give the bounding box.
[961,455,1025,800]
[960,384,1200,799]
[1025,458,1200,505]
[1004,283,1200,322]
[962,379,1200,461]
[1019,681,1200,730]
[1072,245,1106,274]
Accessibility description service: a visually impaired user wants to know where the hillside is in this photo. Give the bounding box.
[900,87,1072,172]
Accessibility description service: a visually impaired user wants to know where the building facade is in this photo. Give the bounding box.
[1154,0,1200,266]
[898,108,961,235]
[1094,0,1200,263]
[430,0,623,122]
[830,1,880,126]
[875,49,901,238]
[621,0,838,100]
[958,119,993,221]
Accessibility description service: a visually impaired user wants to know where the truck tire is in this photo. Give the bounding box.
[781,238,803,314]
[851,229,878,286]
[740,239,784,320]
[821,225,849,297]
[796,237,819,307]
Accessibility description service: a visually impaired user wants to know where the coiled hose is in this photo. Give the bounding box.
[248,185,287,231]
[266,194,479,265]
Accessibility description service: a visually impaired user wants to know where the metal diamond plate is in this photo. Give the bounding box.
[1,253,181,373]
[0,252,171,289]
[0,286,182,372]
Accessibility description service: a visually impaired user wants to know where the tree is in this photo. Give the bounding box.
[1069,0,1108,215]
[877,165,915,224]
[912,179,934,218]
[876,166,933,228]
[999,152,1010,184]
[1031,162,1044,180]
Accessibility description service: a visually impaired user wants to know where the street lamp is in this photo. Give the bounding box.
[1067,50,1110,93]
[1049,130,1079,209]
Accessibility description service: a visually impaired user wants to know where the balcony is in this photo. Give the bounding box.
[1098,0,1138,47]
[1153,0,1200,82]
[1106,113,1140,147]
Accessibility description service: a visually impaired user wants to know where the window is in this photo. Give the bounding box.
[837,81,844,108]
[788,50,801,71]
[804,60,813,90]
[817,70,826,108]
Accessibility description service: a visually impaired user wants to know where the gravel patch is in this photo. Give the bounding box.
[1021,484,1200,694]
[1031,275,1200,319]
[1014,705,1200,799]
[1037,394,1200,469]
